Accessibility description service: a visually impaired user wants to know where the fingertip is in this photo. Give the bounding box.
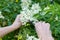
[46,23,50,28]
[46,23,50,25]
[42,21,45,24]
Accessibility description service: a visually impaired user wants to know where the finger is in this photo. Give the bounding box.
[40,21,43,23]
[45,23,50,29]
[34,21,39,25]
[39,21,45,27]
[35,21,43,26]
[15,15,21,22]
[35,22,41,28]
[42,21,45,24]
[16,15,19,20]
[40,21,45,24]
[46,23,50,27]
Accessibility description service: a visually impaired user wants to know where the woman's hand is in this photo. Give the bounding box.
[0,14,22,37]
[12,14,22,28]
[34,21,54,40]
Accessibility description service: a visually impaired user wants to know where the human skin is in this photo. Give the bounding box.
[0,14,54,40]
[35,22,54,40]
[0,15,22,38]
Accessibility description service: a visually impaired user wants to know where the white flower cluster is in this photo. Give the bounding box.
[20,0,41,25]
[26,34,40,40]
[21,0,32,10]
[0,11,4,19]
[40,12,46,16]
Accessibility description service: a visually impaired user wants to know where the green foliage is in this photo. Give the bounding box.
[54,0,60,4]
[0,0,60,40]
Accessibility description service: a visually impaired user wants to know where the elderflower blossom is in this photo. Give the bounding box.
[20,0,41,25]
[55,15,58,21]
[26,34,40,40]
[40,12,46,16]
[21,0,32,10]
[44,6,50,10]
[21,0,32,3]
[31,3,41,14]
[20,9,38,25]
[0,11,4,19]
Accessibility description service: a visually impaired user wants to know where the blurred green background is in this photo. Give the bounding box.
[0,0,60,40]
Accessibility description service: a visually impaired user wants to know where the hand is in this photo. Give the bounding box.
[35,21,50,35]
[12,14,22,28]
[0,14,22,37]
[34,21,54,40]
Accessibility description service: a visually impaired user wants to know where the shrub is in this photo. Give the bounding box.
[0,0,60,40]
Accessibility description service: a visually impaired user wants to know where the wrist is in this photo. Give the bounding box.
[41,36,54,40]
[40,33,54,40]
[11,23,20,29]
[12,22,22,27]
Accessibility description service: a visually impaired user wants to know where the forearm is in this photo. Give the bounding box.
[35,26,54,40]
[39,33,54,40]
[36,29,54,40]
[0,24,21,38]
[0,15,22,38]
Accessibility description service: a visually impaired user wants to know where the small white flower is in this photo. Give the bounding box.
[0,11,2,14]
[21,0,32,11]
[0,11,4,19]
[21,0,32,3]
[31,3,40,10]
[31,3,41,14]
[40,12,46,16]
[55,15,58,21]
[0,16,4,19]
[21,3,30,10]
[44,6,50,10]
[26,34,39,40]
